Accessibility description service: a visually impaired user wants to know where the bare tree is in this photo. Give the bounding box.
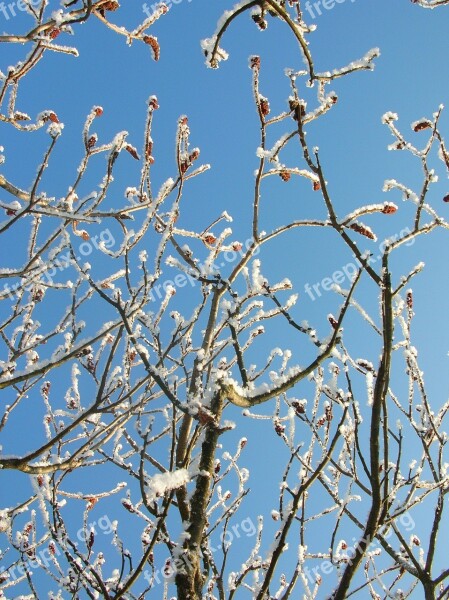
[0,1,448,599]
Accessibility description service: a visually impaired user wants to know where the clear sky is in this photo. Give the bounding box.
[1,1,449,598]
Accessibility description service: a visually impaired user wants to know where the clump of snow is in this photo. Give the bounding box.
[201,37,229,68]
[47,122,64,138]
[382,111,398,124]
[0,509,11,533]
[146,469,190,503]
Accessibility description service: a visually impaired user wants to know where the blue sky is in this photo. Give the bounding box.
[1,1,449,598]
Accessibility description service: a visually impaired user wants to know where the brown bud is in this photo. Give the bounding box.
[189,149,200,162]
[32,288,44,302]
[356,359,373,371]
[203,234,216,245]
[292,400,305,415]
[125,144,140,160]
[145,140,154,161]
[88,531,95,549]
[252,14,267,29]
[349,222,375,240]
[100,0,119,11]
[274,421,285,436]
[13,112,30,121]
[413,120,432,132]
[87,497,97,510]
[143,35,160,61]
[122,500,134,512]
[48,27,61,39]
[149,96,159,110]
[76,346,92,357]
[381,203,397,214]
[328,315,338,329]
[87,356,95,373]
[40,111,58,123]
[259,98,270,117]
[250,55,261,70]
[289,99,306,121]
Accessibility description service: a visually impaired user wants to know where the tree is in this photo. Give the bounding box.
[0,1,448,599]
